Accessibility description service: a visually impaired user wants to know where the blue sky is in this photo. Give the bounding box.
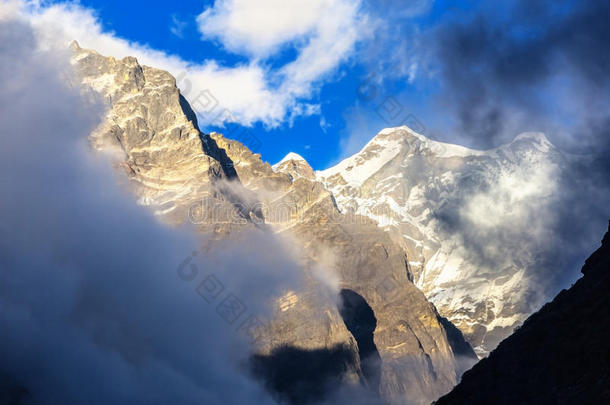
[38,0,467,169]
[31,0,605,171]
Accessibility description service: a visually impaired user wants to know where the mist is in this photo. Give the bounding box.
[0,14,309,405]
[426,0,610,297]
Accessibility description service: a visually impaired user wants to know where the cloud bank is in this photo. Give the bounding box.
[0,11,313,405]
[427,0,610,296]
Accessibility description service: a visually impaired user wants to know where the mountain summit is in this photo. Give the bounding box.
[273,152,315,180]
[317,126,565,355]
[274,152,307,166]
[71,45,476,404]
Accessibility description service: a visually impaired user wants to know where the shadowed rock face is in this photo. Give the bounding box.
[437,317,477,377]
[436,221,610,405]
[250,345,359,405]
[338,289,382,393]
[72,45,475,405]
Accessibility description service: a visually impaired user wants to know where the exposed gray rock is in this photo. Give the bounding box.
[272,153,316,181]
[72,45,475,405]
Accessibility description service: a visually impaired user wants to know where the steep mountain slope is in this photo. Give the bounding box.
[317,126,566,355]
[72,45,475,404]
[204,133,473,404]
[435,221,610,404]
[70,41,235,225]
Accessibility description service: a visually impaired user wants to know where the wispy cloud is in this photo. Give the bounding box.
[169,14,188,38]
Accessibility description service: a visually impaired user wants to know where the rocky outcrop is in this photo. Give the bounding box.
[71,42,254,238]
[317,127,566,356]
[272,153,316,181]
[435,221,610,404]
[72,45,475,404]
[208,132,469,404]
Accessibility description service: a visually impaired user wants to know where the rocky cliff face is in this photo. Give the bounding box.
[317,127,566,356]
[202,133,468,404]
[72,45,475,404]
[435,221,610,404]
[71,42,229,223]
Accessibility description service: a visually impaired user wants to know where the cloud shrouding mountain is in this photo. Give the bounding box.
[433,0,610,150]
[428,0,610,297]
[0,12,314,405]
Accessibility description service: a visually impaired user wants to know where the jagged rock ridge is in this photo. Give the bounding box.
[71,44,476,405]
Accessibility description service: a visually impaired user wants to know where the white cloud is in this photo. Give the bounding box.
[276,0,368,96]
[197,0,371,126]
[197,0,325,57]
[197,0,360,58]
[6,0,368,129]
[461,160,559,236]
[196,0,372,129]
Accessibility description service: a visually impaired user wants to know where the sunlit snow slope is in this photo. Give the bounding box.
[315,126,565,356]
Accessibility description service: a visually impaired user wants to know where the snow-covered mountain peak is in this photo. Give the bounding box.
[273,152,306,168]
[316,125,565,356]
[509,131,554,152]
[513,131,550,143]
[316,126,489,188]
[272,152,315,180]
[316,129,403,186]
[374,126,491,158]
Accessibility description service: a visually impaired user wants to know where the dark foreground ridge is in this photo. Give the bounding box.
[435,221,610,405]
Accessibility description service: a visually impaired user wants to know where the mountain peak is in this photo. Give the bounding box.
[377,125,426,139]
[272,152,314,180]
[274,152,306,167]
[318,125,566,355]
[513,131,550,143]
